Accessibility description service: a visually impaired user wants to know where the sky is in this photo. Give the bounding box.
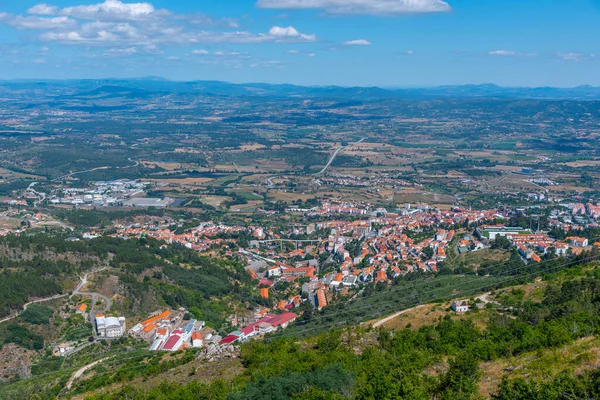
[0,0,599,87]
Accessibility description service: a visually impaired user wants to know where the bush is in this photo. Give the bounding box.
[21,304,54,325]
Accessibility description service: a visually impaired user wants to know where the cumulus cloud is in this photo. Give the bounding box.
[1,0,316,57]
[60,0,162,21]
[191,49,209,55]
[27,4,58,15]
[256,0,452,15]
[0,13,77,30]
[342,39,371,46]
[268,26,316,41]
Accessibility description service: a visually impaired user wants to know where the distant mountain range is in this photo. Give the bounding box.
[2,79,600,101]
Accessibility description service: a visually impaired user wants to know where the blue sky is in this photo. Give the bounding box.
[0,0,598,86]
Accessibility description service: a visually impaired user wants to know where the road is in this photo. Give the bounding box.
[316,138,365,175]
[51,150,174,181]
[71,267,112,338]
[371,305,427,328]
[370,292,494,329]
[27,182,46,205]
[66,357,109,390]
[0,293,70,324]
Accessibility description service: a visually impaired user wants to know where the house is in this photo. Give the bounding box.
[316,289,327,310]
[452,301,469,313]
[566,237,589,247]
[96,316,126,338]
[192,332,204,348]
[76,304,87,314]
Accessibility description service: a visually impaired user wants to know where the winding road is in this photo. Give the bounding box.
[0,293,70,325]
[66,357,110,390]
[52,150,175,181]
[316,138,365,175]
[72,267,112,318]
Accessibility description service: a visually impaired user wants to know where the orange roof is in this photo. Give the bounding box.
[192,331,202,340]
[96,314,105,318]
[531,254,542,263]
[156,328,168,336]
[141,310,171,327]
[77,304,87,312]
[316,289,327,309]
[260,287,269,299]
[594,242,600,247]
[248,269,258,280]
[143,324,157,333]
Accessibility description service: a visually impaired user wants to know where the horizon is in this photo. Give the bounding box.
[2,77,600,90]
[0,0,599,86]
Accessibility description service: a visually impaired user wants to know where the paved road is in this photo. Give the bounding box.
[52,150,174,181]
[316,138,365,175]
[72,267,112,314]
[0,294,69,324]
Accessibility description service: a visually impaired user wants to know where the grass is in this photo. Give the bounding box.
[372,302,493,332]
[479,336,600,398]
[454,249,511,269]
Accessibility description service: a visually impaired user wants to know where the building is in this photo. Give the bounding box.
[451,301,469,313]
[192,331,203,348]
[76,304,87,314]
[96,316,126,338]
[316,289,327,310]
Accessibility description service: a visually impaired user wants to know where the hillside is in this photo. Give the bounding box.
[2,252,600,399]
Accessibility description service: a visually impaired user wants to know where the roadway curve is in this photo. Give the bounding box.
[72,267,112,317]
[0,294,69,324]
[315,138,365,175]
[52,150,174,181]
[66,357,110,390]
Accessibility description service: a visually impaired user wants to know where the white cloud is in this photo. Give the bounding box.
[1,2,316,54]
[405,50,414,55]
[0,13,77,30]
[214,50,241,56]
[342,39,371,46]
[556,52,583,62]
[28,4,58,15]
[191,49,209,55]
[307,52,315,57]
[287,49,301,54]
[256,0,451,15]
[268,26,316,41]
[60,0,162,21]
[488,50,518,57]
[103,46,138,56]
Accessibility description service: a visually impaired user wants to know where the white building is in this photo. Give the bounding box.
[451,301,469,313]
[96,316,126,338]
